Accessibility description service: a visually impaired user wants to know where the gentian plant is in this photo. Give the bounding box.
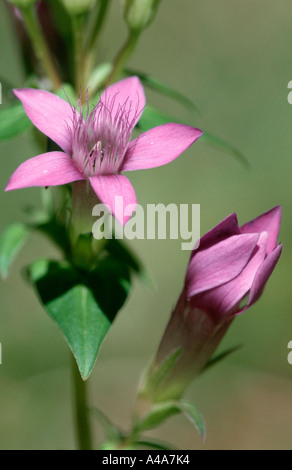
[0,0,283,451]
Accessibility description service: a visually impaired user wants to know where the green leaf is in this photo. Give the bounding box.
[105,238,149,283]
[27,256,131,379]
[137,105,248,167]
[137,105,177,132]
[125,68,198,112]
[0,223,30,279]
[135,401,181,432]
[177,400,206,440]
[134,438,176,450]
[51,284,108,380]
[200,132,249,168]
[90,407,122,442]
[135,399,205,440]
[0,103,32,141]
[202,345,241,373]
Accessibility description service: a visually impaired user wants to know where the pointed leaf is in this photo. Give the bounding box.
[137,105,248,167]
[0,223,30,279]
[27,256,131,379]
[125,69,198,112]
[135,401,181,432]
[177,400,206,440]
[134,438,176,450]
[27,260,104,379]
[135,398,205,440]
[50,284,110,380]
[137,105,177,132]
[203,345,242,373]
[90,407,122,442]
[200,131,249,168]
[0,103,32,141]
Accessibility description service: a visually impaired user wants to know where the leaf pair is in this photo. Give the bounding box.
[92,401,204,450]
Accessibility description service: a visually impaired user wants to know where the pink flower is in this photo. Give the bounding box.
[140,207,282,402]
[186,205,282,318]
[5,77,202,225]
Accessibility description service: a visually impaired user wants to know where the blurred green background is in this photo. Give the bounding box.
[0,0,291,450]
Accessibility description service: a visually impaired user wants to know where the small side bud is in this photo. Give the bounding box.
[123,0,162,33]
[60,0,95,16]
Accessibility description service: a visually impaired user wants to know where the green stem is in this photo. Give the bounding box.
[107,30,140,85]
[86,0,112,51]
[71,355,93,450]
[84,0,112,89]
[70,180,97,244]
[20,4,61,90]
[72,13,86,101]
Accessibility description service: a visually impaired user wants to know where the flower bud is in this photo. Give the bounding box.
[123,0,162,33]
[60,0,95,16]
[137,207,282,408]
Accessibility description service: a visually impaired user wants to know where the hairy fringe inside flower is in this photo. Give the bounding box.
[68,91,141,177]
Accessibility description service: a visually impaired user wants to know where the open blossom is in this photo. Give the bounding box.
[139,206,282,403]
[5,77,202,225]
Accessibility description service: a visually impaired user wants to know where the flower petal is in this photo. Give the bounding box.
[193,232,269,317]
[100,76,145,128]
[5,151,84,190]
[122,123,203,171]
[247,243,282,308]
[189,213,241,262]
[186,233,260,298]
[89,174,137,226]
[14,88,75,154]
[240,206,282,256]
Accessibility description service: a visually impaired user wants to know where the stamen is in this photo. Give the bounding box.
[70,89,139,177]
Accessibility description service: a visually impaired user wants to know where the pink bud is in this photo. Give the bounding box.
[138,207,282,404]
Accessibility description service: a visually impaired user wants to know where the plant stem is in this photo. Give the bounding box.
[20,4,61,90]
[71,355,93,450]
[84,0,112,89]
[72,13,86,101]
[70,180,96,244]
[107,30,140,85]
[86,0,111,51]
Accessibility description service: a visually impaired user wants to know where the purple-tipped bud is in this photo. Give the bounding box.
[137,207,282,405]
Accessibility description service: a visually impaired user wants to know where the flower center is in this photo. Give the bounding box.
[69,92,138,177]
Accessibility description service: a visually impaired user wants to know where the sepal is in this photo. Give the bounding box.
[133,399,205,441]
